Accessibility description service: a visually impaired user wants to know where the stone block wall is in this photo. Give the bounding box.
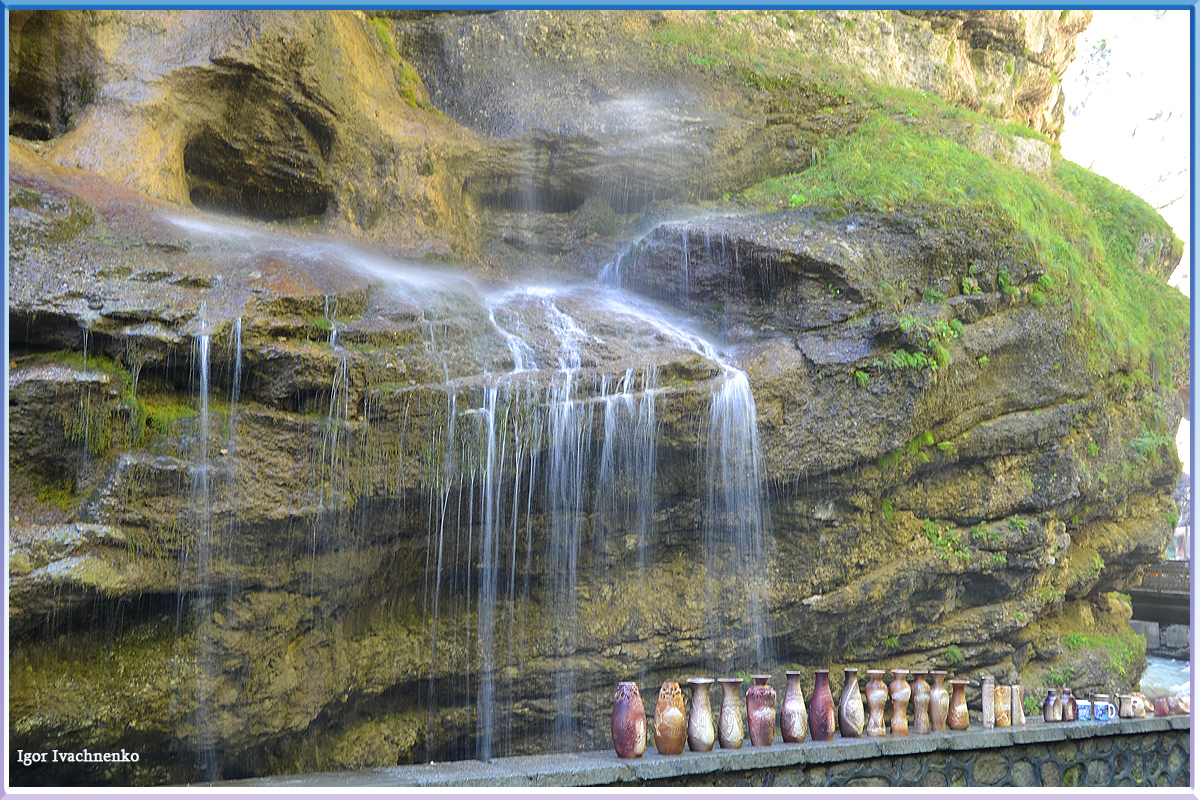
[221,716,1189,789]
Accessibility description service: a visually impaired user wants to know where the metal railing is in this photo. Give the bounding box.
[1138,560,1190,594]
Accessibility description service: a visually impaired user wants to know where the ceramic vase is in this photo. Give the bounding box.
[781,671,809,743]
[1062,688,1077,722]
[863,670,888,738]
[994,685,1012,727]
[838,668,865,738]
[929,670,949,732]
[809,669,837,741]
[981,675,995,729]
[715,678,744,749]
[1043,688,1061,723]
[910,670,932,735]
[1011,685,1026,726]
[686,678,716,751]
[746,675,776,746]
[654,681,687,755]
[612,682,647,758]
[948,679,970,730]
[889,669,911,736]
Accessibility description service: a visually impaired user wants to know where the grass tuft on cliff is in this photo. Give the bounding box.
[745,111,1188,387]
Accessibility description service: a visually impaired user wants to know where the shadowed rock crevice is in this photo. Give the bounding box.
[180,64,337,221]
[8,11,100,140]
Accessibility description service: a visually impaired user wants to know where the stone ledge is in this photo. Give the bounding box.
[210,716,1189,787]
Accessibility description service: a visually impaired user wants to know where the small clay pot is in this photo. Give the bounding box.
[716,678,744,749]
[809,669,837,742]
[981,675,995,729]
[864,670,888,738]
[687,678,716,751]
[994,685,1012,727]
[838,668,864,738]
[910,670,932,735]
[654,681,687,755]
[746,675,777,746]
[929,671,949,732]
[889,669,911,736]
[612,682,647,758]
[947,679,970,730]
[781,671,808,743]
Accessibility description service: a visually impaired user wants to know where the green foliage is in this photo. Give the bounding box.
[884,636,900,648]
[1008,515,1029,535]
[1087,441,1100,457]
[1029,290,1047,308]
[881,498,894,521]
[945,644,965,664]
[878,452,899,470]
[922,287,947,303]
[1013,611,1026,624]
[854,369,869,388]
[1063,633,1086,652]
[1129,428,1173,458]
[923,518,968,561]
[789,192,806,207]
[977,355,989,367]
[937,441,956,454]
[744,106,1187,383]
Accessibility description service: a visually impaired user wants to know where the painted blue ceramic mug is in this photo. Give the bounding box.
[1076,699,1092,721]
[1092,694,1117,721]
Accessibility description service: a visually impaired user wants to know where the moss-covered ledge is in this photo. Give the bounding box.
[212,716,1189,788]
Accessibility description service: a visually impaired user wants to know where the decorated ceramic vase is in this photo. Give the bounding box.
[1043,688,1061,723]
[889,669,911,736]
[980,675,995,729]
[809,669,837,741]
[654,681,687,755]
[994,684,1012,727]
[864,670,888,738]
[716,678,745,749]
[838,668,865,738]
[686,678,716,751]
[1062,688,1077,722]
[910,670,932,735]
[948,679,970,730]
[1012,685,1026,726]
[929,670,949,732]
[612,682,647,758]
[781,671,809,743]
[746,675,776,747]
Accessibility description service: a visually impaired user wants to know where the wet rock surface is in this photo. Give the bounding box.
[6,8,1185,788]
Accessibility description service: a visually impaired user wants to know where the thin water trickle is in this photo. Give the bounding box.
[152,210,775,764]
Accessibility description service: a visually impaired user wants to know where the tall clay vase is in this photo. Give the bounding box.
[716,678,745,749]
[612,682,647,758]
[781,671,809,743]
[838,668,865,738]
[809,669,837,741]
[1062,688,1077,722]
[889,669,911,735]
[746,675,777,746]
[863,670,888,737]
[947,679,970,730]
[1012,685,1026,726]
[911,670,932,735]
[981,675,995,729]
[686,678,716,751]
[994,685,1012,728]
[929,671,949,732]
[654,681,687,756]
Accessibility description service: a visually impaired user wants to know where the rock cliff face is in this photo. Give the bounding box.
[7,9,1187,787]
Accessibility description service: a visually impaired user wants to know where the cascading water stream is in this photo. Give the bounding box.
[154,212,773,766]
